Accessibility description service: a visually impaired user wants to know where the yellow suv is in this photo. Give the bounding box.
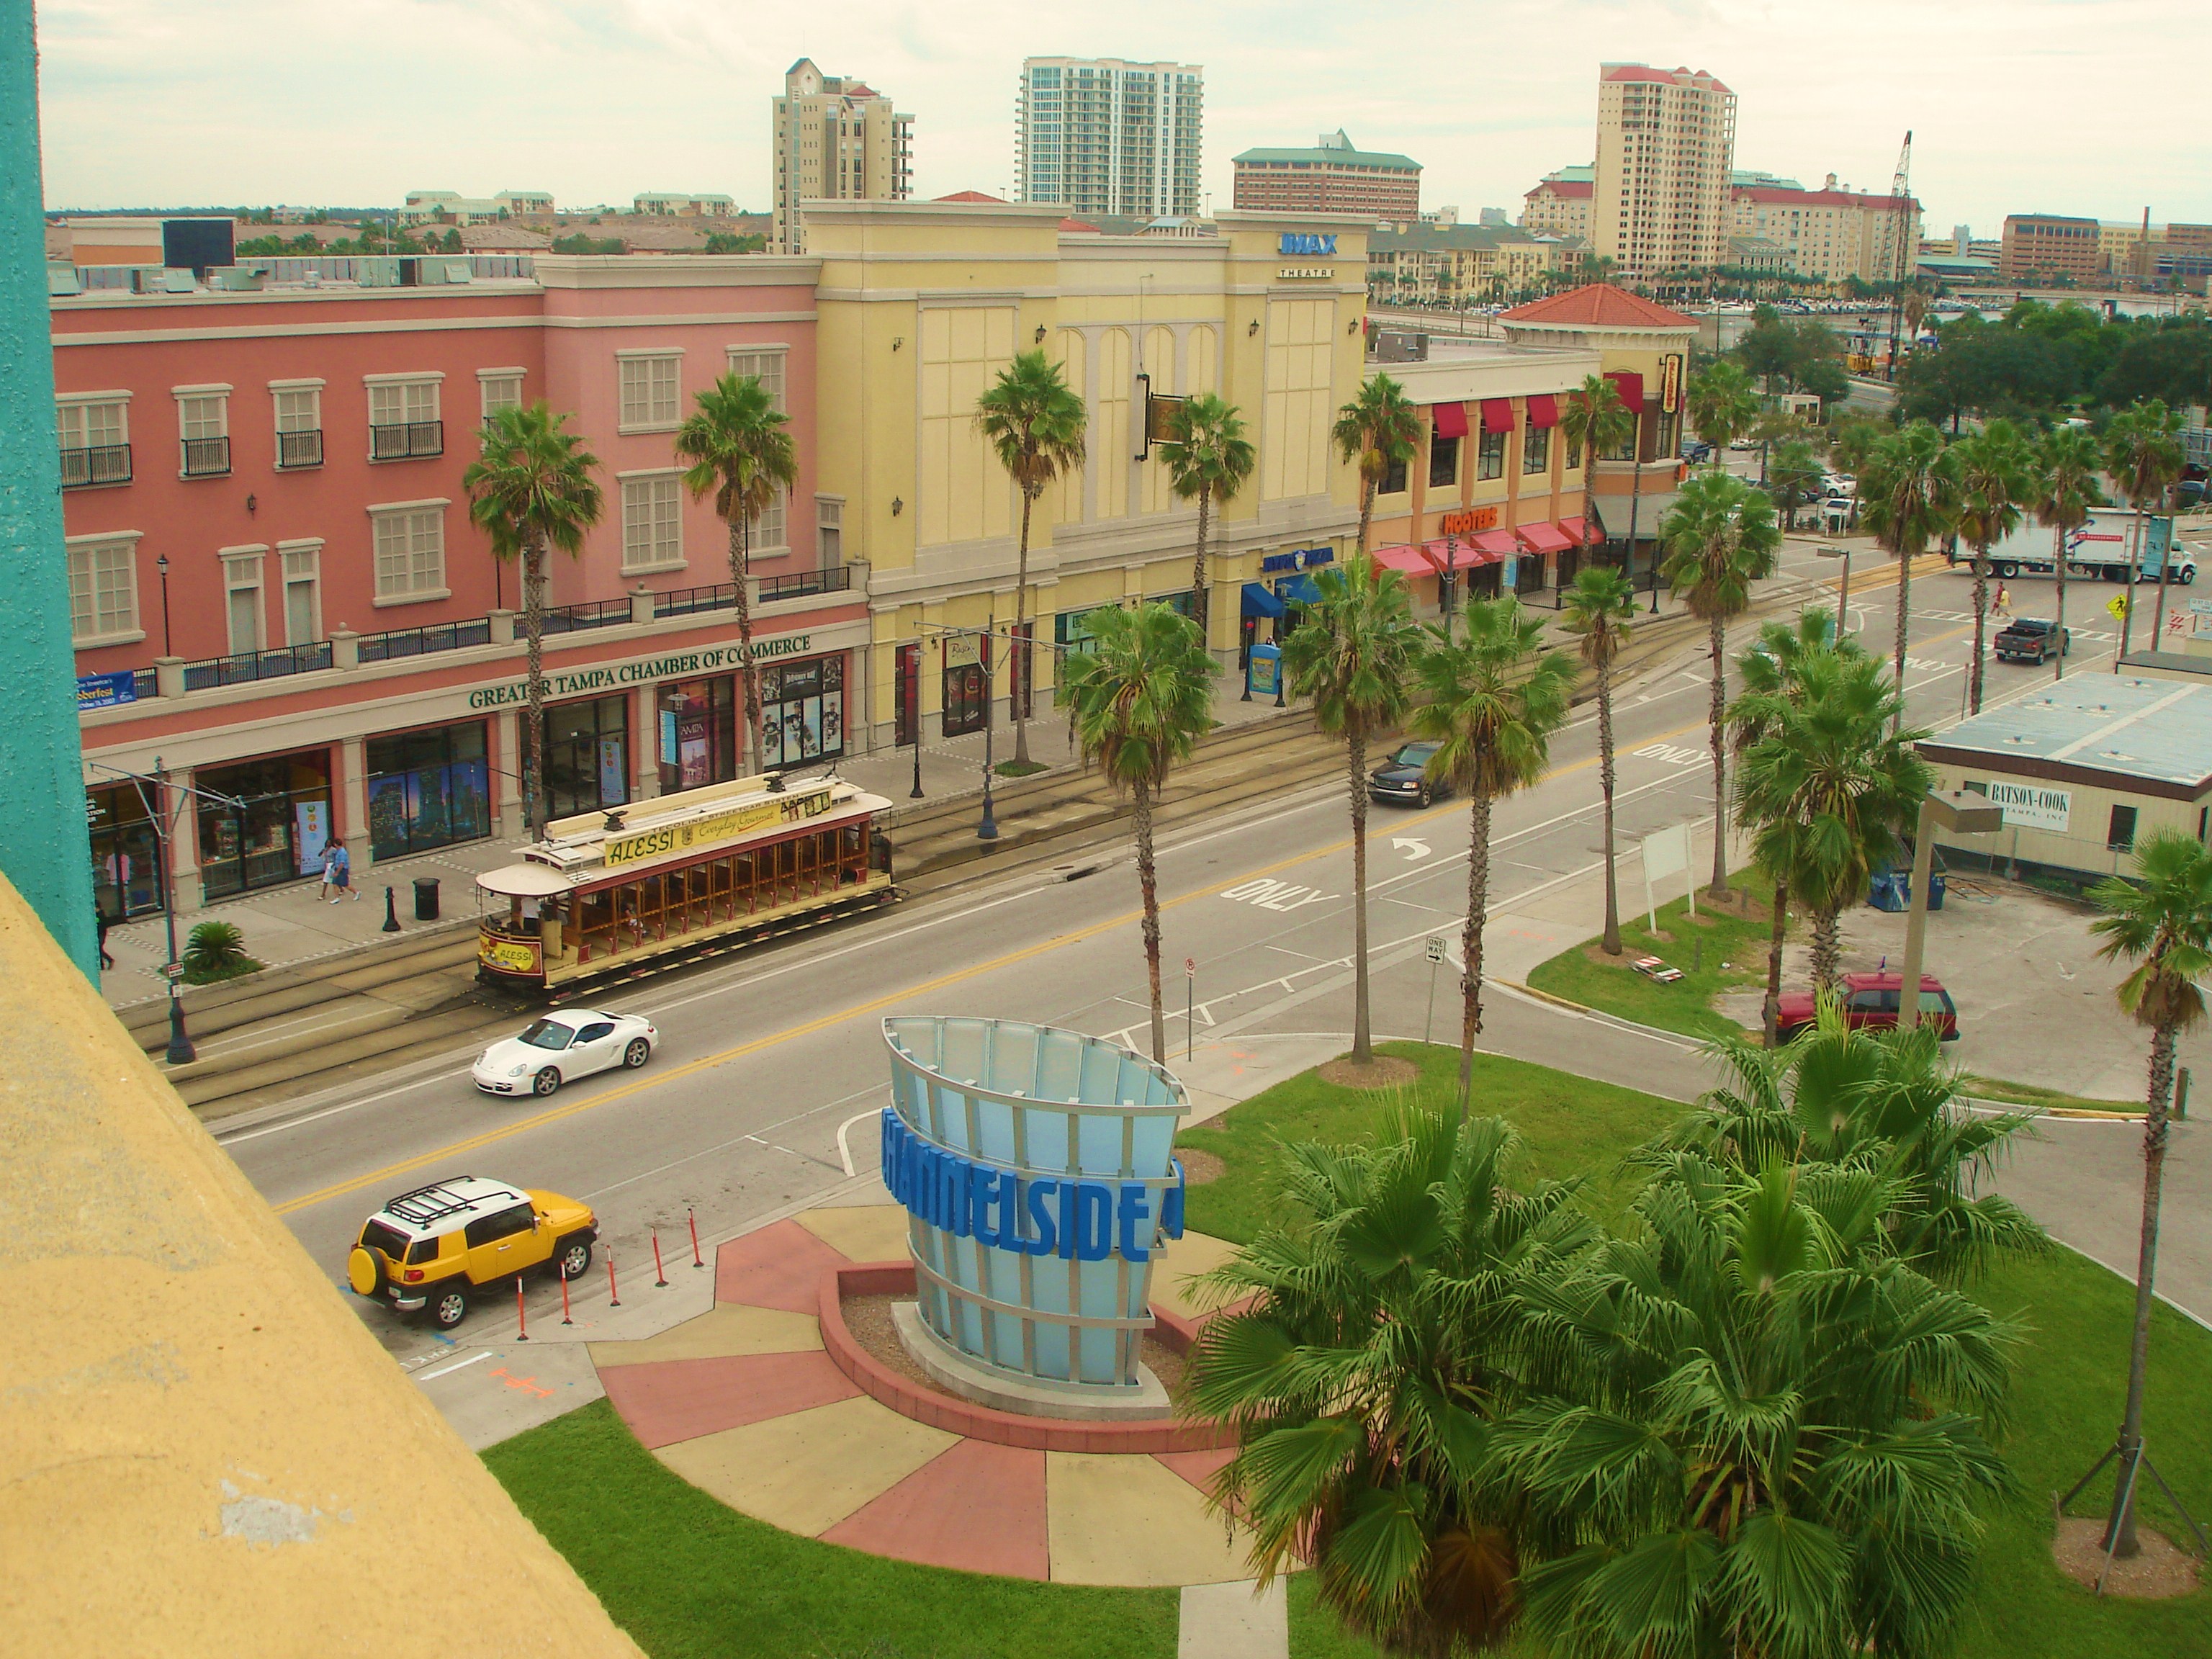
[346,1177,598,1332]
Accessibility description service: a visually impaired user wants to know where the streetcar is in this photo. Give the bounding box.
[473,771,896,992]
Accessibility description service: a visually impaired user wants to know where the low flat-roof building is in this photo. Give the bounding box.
[1915,675,2212,885]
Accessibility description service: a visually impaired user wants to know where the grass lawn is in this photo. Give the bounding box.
[484,1399,1179,1659]
[1522,873,1776,1043]
[1966,1073,2144,1116]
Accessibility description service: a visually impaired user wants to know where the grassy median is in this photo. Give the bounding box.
[1521,872,1776,1042]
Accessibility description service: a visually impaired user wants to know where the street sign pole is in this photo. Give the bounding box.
[1184,957,1196,1061]
[1424,936,1445,1046]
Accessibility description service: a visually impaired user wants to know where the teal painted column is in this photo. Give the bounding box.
[0,0,96,976]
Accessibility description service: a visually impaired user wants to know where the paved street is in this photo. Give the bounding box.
[213,544,2190,1432]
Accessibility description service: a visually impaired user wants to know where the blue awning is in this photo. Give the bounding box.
[1278,574,1321,607]
[1240,582,1286,619]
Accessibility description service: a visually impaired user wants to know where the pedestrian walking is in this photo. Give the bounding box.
[94,903,114,970]
[1994,581,2012,620]
[320,838,358,902]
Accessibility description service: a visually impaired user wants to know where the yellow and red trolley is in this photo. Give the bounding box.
[474,774,895,992]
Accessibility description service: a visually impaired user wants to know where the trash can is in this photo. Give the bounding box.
[1927,871,1946,912]
[1866,871,1907,912]
[413,876,440,922]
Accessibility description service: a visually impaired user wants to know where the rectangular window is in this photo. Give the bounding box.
[479,369,524,424]
[222,552,264,655]
[272,384,323,470]
[371,505,447,601]
[57,396,132,487]
[66,536,140,644]
[1564,433,1583,471]
[1478,428,1507,480]
[281,541,322,645]
[1379,454,1409,496]
[1524,426,1551,475]
[727,348,787,412]
[618,354,683,430]
[621,475,685,572]
[2108,804,2139,853]
[751,487,787,555]
[1428,436,1459,490]
[368,378,442,459]
[177,390,230,478]
[816,497,842,567]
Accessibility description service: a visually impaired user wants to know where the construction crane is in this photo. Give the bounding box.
[1882,131,1914,382]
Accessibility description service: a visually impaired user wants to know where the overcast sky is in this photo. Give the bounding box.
[35,0,2212,234]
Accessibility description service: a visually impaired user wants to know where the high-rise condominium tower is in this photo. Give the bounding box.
[1015,58,1203,220]
[1590,63,1735,278]
[773,58,914,254]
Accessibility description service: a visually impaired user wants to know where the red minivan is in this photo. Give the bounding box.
[1775,972,1959,1043]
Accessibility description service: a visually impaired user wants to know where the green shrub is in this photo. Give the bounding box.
[179,920,260,984]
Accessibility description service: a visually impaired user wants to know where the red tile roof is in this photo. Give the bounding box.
[1498,284,1700,329]
[1528,179,1593,200]
[1601,63,1732,94]
[1058,217,1100,233]
[1734,185,1917,211]
[933,190,1006,204]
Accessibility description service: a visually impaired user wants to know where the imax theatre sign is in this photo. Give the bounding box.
[1279,233,1337,256]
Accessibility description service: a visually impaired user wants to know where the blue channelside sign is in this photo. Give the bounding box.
[1259,547,1336,575]
[881,1110,1184,1263]
[1278,233,1337,256]
[76,671,137,711]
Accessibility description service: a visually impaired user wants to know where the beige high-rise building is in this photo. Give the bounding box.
[1589,64,1735,279]
[772,58,914,255]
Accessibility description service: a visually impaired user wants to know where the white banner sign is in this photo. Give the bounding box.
[1982,780,2071,832]
[1641,823,1691,881]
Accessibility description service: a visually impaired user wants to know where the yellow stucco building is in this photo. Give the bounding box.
[804,200,1372,747]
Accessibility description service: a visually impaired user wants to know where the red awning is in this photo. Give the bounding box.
[1604,370,1647,411]
[1431,400,1469,440]
[1559,514,1596,547]
[1525,393,1559,430]
[1517,521,1573,554]
[1370,544,1437,577]
[1480,397,1515,433]
[1420,537,1501,571]
[1468,529,1520,560]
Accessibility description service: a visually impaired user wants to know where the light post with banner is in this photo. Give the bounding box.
[1651,351,1684,615]
[1817,544,1853,642]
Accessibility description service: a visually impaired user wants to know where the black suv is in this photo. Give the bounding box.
[1369,741,1445,807]
[1995,618,2069,664]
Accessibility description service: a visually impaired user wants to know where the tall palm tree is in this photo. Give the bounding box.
[2103,400,2186,660]
[1726,609,1846,1042]
[2086,831,2212,1556]
[675,374,798,770]
[1858,421,1962,721]
[1558,374,1633,574]
[2034,426,2105,684]
[1186,1104,1593,1655]
[1684,359,1760,462]
[1658,469,1782,901]
[1560,567,1637,956]
[1057,602,1216,1064]
[976,350,1089,766]
[1282,560,1421,1067]
[1951,420,2033,714]
[1735,645,1930,992]
[1411,599,1575,1112]
[1155,392,1255,644]
[1332,375,1420,559]
[463,401,603,837]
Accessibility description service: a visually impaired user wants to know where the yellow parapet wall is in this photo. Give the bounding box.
[0,874,642,1655]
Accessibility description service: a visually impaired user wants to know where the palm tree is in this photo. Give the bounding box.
[1683,359,1760,462]
[976,350,1089,766]
[1858,421,1962,720]
[1411,599,1575,1112]
[1186,1103,1593,1655]
[1735,644,1930,992]
[1560,567,1637,956]
[1726,609,1846,1042]
[1155,392,1255,645]
[464,402,604,837]
[2034,426,2105,683]
[1332,375,1420,560]
[1658,469,1782,901]
[1282,560,1421,1068]
[1951,420,2033,714]
[674,374,798,770]
[1057,602,1216,1063]
[2103,400,2186,659]
[2086,831,2212,1555]
[1557,374,1632,572]
[1766,436,1823,530]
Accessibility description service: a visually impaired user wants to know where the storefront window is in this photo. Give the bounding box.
[660,675,738,792]
[1151,590,1194,618]
[198,751,334,899]
[89,783,163,919]
[1055,608,1106,660]
[367,722,491,862]
[761,655,845,769]
[547,694,629,819]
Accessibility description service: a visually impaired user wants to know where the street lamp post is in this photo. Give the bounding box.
[977,626,999,842]
[153,758,194,1064]
[156,553,174,656]
[1897,790,2005,1030]
[1817,543,1853,642]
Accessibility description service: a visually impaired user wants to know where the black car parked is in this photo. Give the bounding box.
[1368,740,1446,807]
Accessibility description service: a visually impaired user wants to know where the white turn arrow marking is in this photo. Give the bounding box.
[1390,837,1432,862]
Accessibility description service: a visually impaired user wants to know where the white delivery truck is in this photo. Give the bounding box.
[1950,508,2194,585]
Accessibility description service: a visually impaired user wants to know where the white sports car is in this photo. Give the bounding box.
[472,1008,659,1097]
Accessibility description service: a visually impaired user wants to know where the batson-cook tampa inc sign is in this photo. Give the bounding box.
[880,1016,1190,1393]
